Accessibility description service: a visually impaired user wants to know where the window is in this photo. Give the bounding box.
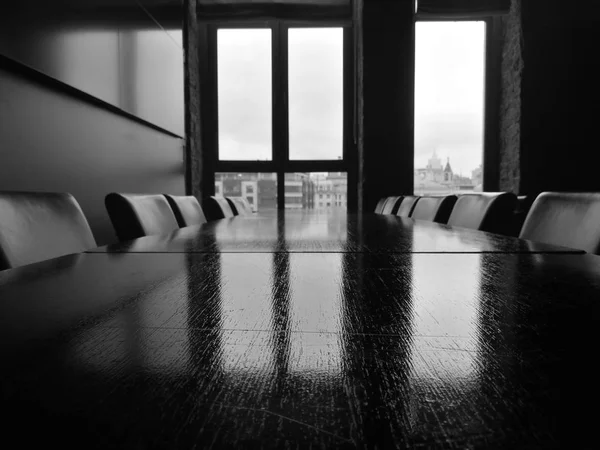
[285,185,303,193]
[208,23,353,210]
[414,21,486,196]
[215,173,276,212]
[217,29,272,161]
[288,28,343,160]
[279,172,347,210]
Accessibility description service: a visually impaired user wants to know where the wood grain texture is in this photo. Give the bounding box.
[88,211,581,254]
[2,251,600,448]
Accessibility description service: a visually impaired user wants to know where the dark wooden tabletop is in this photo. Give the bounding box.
[1,211,598,449]
[88,212,580,254]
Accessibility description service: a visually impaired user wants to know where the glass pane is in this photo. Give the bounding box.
[217,29,272,161]
[414,22,485,195]
[285,172,347,210]
[288,28,343,160]
[215,173,277,212]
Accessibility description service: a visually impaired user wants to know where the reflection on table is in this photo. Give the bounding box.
[1,250,599,448]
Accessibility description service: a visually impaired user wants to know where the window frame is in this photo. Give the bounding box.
[202,19,356,210]
[413,16,501,192]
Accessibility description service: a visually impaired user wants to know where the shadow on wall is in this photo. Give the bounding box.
[0,67,185,246]
[0,0,186,246]
[0,0,184,135]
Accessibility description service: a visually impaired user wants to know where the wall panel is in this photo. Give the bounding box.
[0,67,185,246]
[0,9,121,107]
[0,1,184,136]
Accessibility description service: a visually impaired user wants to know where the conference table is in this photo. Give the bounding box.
[1,210,599,449]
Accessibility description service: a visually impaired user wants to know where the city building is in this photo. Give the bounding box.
[285,173,315,209]
[215,172,346,211]
[471,164,483,191]
[313,172,348,209]
[215,173,277,212]
[414,151,480,195]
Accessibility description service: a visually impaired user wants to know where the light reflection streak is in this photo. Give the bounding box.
[287,254,344,375]
[411,224,490,253]
[409,254,482,381]
[405,254,487,438]
[218,254,273,375]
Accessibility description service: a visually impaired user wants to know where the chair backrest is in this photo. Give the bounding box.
[519,192,600,254]
[164,194,206,228]
[204,196,235,220]
[446,192,518,235]
[381,196,404,215]
[224,198,238,216]
[105,193,179,242]
[0,191,96,270]
[410,195,457,223]
[510,194,537,236]
[374,197,388,214]
[396,196,420,217]
[227,197,254,215]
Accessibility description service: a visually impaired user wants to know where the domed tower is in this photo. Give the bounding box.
[443,157,453,183]
[427,149,442,170]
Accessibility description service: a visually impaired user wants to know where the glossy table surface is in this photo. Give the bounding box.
[1,211,598,449]
[88,211,580,254]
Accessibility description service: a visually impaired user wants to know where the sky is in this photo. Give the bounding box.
[217,22,485,177]
[218,29,273,161]
[415,21,486,176]
[217,28,343,161]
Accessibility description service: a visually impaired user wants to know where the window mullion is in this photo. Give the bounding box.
[274,22,289,209]
[281,23,290,167]
[344,26,358,212]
